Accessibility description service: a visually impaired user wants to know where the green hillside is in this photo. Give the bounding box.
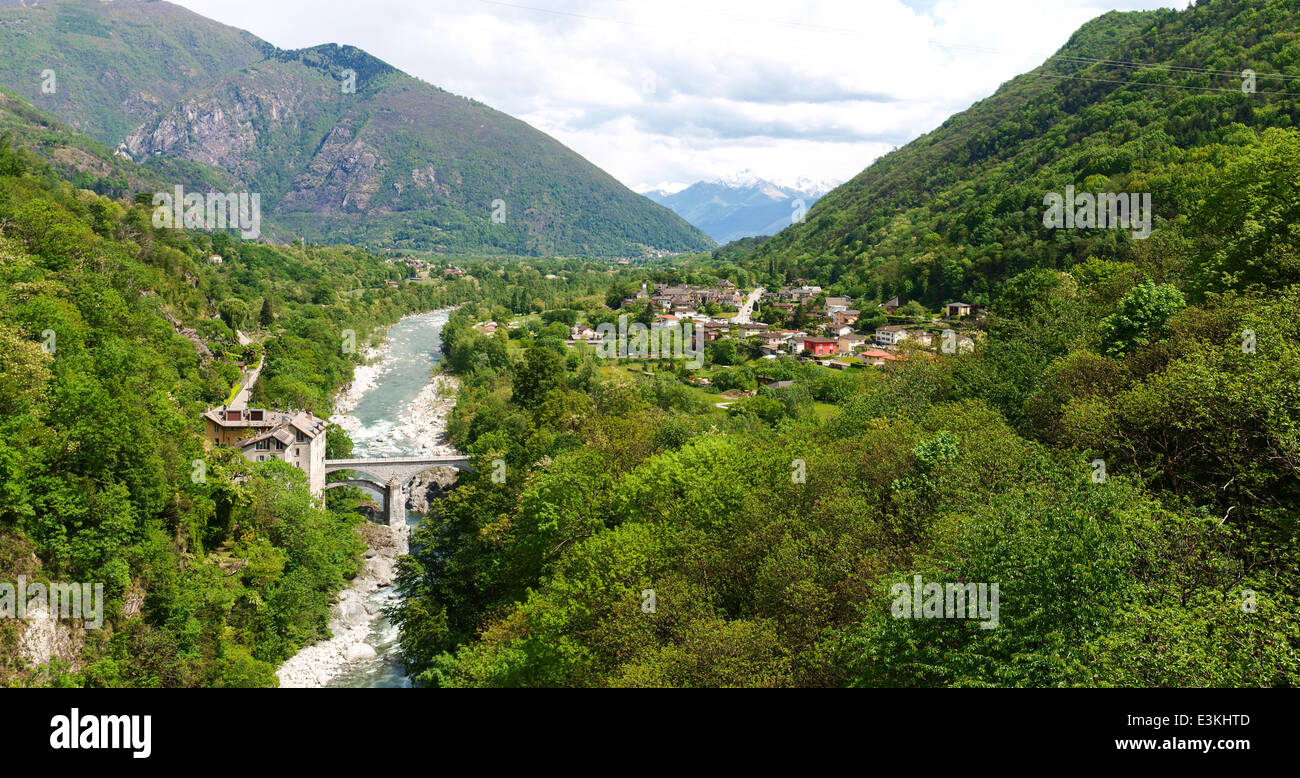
[128,44,714,255]
[0,109,481,685]
[378,1,1300,688]
[736,0,1300,306]
[0,0,271,144]
[0,0,713,257]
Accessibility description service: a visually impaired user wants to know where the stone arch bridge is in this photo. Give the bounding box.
[323,456,473,525]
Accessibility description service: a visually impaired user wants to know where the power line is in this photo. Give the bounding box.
[607,0,860,37]
[475,0,837,57]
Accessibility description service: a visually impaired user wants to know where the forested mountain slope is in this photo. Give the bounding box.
[0,0,712,256]
[0,0,271,145]
[736,0,1300,306]
[0,121,469,686]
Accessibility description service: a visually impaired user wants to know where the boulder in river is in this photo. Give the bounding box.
[345,643,378,662]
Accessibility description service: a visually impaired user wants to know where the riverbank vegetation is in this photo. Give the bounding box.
[389,134,1300,687]
[394,257,1300,687]
[0,132,465,686]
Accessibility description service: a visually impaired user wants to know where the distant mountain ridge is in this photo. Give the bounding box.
[0,0,712,256]
[643,170,839,245]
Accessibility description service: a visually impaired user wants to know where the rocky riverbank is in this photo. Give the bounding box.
[275,522,408,687]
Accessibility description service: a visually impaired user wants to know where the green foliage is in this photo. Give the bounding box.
[386,5,1300,685]
[1099,281,1185,357]
[0,136,473,686]
[721,1,1300,309]
[0,7,712,257]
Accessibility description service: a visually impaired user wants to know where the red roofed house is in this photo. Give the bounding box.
[859,349,899,367]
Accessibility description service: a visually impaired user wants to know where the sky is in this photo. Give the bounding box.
[169,0,1178,193]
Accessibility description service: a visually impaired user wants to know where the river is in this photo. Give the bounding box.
[281,308,455,688]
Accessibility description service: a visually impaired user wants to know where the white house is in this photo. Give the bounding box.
[874,326,910,347]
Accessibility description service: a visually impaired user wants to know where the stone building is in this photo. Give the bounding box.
[202,406,329,496]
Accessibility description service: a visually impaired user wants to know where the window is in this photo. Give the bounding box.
[256,439,270,450]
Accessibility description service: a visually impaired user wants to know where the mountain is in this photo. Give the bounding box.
[0,0,271,145]
[0,86,167,198]
[726,0,1300,305]
[0,0,712,256]
[643,170,837,244]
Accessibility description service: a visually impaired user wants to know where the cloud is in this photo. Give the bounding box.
[169,0,1177,190]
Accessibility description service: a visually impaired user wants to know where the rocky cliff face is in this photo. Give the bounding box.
[407,468,460,515]
[279,120,387,216]
[0,537,87,682]
[1,2,712,255]
[124,59,339,195]
[118,52,476,224]
[17,602,86,673]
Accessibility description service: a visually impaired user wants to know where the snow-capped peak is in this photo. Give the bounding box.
[716,168,766,189]
[710,170,840,197]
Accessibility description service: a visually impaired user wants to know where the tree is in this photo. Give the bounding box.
[1099,282,1184,358]
[605,283,635,310]
[1187,128,1300,297]
[218,298,249,331]
[899,301,929,322]
[259,297,275,327]
[636,300,656,326]
[513,347,564,408]
[0,131,24,177]
[792,303,808,330]
[709,337,740,366]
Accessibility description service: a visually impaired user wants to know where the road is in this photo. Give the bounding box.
[734,286,764,324]
[228,354,264,411]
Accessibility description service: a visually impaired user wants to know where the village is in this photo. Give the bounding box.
[560,281,981,368]
[458,278,984,414]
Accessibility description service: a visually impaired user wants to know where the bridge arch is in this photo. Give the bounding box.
[322,455,473,526]
[323,478,391,520]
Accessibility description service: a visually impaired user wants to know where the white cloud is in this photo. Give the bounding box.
[169,0,1177,190]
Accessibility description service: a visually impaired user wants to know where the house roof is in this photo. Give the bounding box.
[208,406,326,442]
